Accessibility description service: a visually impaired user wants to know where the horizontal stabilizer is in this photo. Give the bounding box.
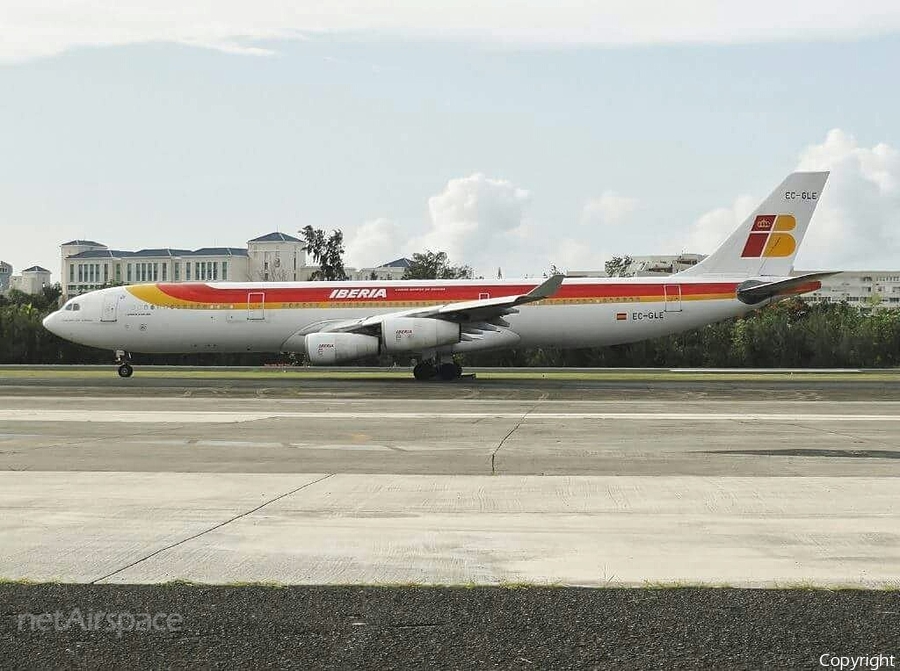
[736,272,836,304]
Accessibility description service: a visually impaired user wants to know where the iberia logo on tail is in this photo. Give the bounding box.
[741,215,796,258]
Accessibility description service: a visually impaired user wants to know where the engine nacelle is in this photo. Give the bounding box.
[305,332,380,365]
[381,317,460,353]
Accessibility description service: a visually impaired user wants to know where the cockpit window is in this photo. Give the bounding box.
[72,303,80,312]
[64,304,72,311]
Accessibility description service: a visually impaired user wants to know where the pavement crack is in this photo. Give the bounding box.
[90,473,335,584]
[491,402,540,475]
[787,421,896,450]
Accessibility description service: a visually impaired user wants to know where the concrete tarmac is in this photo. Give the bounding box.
[0,377,898,587]
[1,394,899,476]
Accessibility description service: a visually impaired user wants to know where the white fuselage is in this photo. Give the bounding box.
[43,277,766,357]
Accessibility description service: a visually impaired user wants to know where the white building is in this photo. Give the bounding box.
[622,254,705,276]
[60,232,413,297]
[0,261,11,293]
[246,232,310,281]
[569,254,706,278]
[62,232,312,298]
[63,244,251,297]
[350,258,412,281]
[59,240,107,288]
[9,266,52,295]
[800,272,900,309]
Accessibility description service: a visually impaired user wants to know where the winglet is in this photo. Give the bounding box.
[519,274,565,304]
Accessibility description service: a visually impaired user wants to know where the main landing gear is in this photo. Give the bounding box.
[115,350,134,378]
[413,360,464,381]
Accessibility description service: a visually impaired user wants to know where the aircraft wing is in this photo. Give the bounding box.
[301,274,565,335]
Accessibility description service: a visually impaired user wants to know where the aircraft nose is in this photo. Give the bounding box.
[43,311,61,336]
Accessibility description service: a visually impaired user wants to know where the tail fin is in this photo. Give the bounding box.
[679,171,829,278]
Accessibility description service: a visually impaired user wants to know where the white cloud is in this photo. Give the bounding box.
[682,129,900,269]
[682,194,757,254]
[408,173,532,275]
[344,217,403,269]
[795,129,900,269]
[550,237,606,274]
[581,191,638,227]
[4,1,900,63]
[401,173,615,276]
[348,131,900,279]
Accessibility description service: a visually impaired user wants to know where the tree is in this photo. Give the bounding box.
[402,250,473,280]
[1,283,63,312]
[301,226,348,281]
[866,293,883,310]
[604,255,634,277]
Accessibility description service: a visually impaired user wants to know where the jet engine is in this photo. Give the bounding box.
[381,317,460,353]
[305,332,380,365]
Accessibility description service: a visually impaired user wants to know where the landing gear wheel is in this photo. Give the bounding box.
[117,363,134,378]
[438,363,459,381]
[413,362,435,381]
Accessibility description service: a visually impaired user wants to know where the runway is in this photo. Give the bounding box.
[1,374,898,587]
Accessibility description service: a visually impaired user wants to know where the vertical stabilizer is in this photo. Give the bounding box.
[679,171,829,278]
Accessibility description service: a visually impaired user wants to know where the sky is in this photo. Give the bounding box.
[1,2,899,281]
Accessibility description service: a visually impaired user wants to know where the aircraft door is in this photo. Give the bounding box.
[664,284,682,312]
[100,293,119,322]
[248,292,265,320]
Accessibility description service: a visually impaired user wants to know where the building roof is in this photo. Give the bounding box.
[248,232,303,243]
[0,261,11,271]
[378,257,413,269]
[131,248,192,258]
[184,247,249,257]
[67,249,132,259]
[23,266,50,273]
[67,247,248,259]
[62,240,105,247]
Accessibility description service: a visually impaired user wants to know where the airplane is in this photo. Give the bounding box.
[44,171,831,381]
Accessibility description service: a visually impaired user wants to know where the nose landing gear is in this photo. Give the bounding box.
[115,350,134,378]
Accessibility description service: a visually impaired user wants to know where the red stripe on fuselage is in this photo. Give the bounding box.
[151,281,740,305]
